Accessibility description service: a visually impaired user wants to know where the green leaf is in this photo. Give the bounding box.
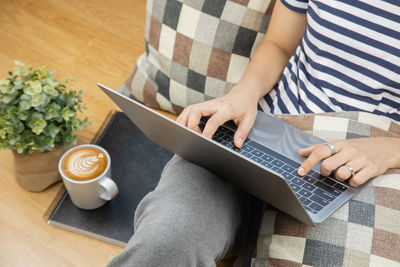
[5,126,14,134]
[64,76,74,84]
[51,89,59,97]
[34,119,46,129]
[32,127,44,135]
[43,85,53,94]
[0,79,10,87]
[31,112,43,121]
[16,146,24,154]
[17,111,28,120]
[62,107,74,121]
[14,60,24,69]
[15,121,25,134]
[1,95,14,104]
[0,129,7,139]
[31,93,46,107]
[0,86,8,94]
[46,123,59,138]
[24,80,42,95]
[8,135,20,145]
[19,100,32,110]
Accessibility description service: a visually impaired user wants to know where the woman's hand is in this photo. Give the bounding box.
[176,84,260,148]
[297,137,400,187]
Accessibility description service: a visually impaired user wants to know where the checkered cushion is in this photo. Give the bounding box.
[118,0,276,114]
[252,112,400,267]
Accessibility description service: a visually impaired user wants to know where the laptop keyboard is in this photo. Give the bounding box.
[198,117,348,215]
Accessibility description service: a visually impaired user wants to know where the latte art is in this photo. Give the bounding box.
[62,147,108,181]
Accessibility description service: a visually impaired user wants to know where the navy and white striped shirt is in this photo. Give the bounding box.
[258,0,400,122]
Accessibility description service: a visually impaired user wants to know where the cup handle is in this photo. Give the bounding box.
[99,177,119,201]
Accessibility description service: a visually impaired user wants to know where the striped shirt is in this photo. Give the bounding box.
[258,0,400,122]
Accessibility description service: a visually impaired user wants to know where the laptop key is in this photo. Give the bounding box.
[302,183,316,191]
[272,166,284,174]
[305,206,318,214]
[261,161,273,168]
[240,151,253,158]
[252,156,263,163]
[261,154,273,162]
[315,182,342,196]
[289,183,301,192]
[309,170,324,180]
[226,129,235,136]
[303,176,317,184]
[314,188,335,202]
[212,136,221,142]
[271,159,284,167]
[298,189,312,198]
[323,177,337,186]
[310,194,330,206]
[222,135,233,142]
[232,146,240,152]
[282,172,294,181]
[300,197,312,206]
[214,131,225,138]
[242,144,253,152]
[223,142,234,149]
[291,177,305,186]
[219,126,229,133]
[251,149,264,157]
[282,164,296,173]
[309,202,324,212]
[334,183,348,191]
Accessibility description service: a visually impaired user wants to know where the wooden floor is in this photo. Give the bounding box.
[0,1,232,266]
[0,0,151,266]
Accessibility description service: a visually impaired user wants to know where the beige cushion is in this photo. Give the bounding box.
[252,112,400,266]
[118,0,276,114]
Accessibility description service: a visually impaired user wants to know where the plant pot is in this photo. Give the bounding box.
[13,146,72,192]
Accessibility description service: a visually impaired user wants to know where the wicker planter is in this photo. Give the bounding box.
[13,146,71,192]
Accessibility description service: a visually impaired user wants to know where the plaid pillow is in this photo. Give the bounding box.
[252,112,400,267]
[118,0,276,114]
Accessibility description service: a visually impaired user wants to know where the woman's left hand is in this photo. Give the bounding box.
[297,137,400,187]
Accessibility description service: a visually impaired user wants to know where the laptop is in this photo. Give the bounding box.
[98,83,367,226]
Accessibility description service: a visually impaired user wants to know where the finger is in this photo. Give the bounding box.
[176,107,191,126]
[298,142,343,176]
[187,103,217,131]
[187,110,203,132]
[319,150,354,176]
[233,116,256,148]
[348,165,376,187]
[335,158,365,181]
[299,144,319,157]
[202,112,229,139]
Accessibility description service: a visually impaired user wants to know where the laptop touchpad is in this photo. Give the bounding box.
[247,112,324,165]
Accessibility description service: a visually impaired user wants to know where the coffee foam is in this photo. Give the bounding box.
[62,147,108,181]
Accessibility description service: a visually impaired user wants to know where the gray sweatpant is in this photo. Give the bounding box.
[107,155,262,267]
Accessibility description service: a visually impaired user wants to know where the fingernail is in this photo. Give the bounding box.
[237,137,243,146]
[298,167,306,176]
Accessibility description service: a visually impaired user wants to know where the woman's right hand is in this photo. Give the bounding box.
[176,84,260,148]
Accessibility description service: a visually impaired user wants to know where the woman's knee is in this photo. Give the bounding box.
[126,216,216,266]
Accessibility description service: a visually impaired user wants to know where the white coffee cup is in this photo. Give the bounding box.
[58,144,118,210]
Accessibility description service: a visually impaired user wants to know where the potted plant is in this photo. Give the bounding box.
[0,61,90,192]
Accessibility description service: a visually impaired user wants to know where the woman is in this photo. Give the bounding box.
[109,0,400,266]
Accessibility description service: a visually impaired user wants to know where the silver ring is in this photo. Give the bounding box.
[325,143,335,156]
[345,164,356,178]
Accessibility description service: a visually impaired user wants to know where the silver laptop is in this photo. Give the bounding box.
[98,83,366,226]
